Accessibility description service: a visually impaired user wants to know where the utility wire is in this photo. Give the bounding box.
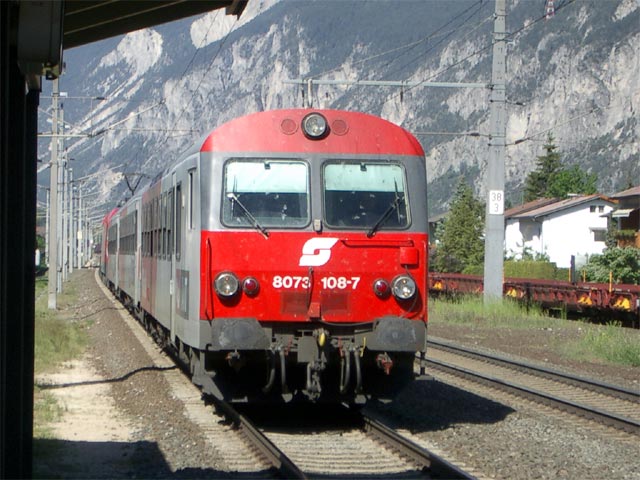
[380,0,491,81]
[150,11,240,164]
[375,0,579,109]
[508,91,639,146]
[306,0,487,82]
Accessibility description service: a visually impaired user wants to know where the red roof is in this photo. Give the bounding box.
[612,185,640,199]
[509,194,616,219]
[504,197,559,218]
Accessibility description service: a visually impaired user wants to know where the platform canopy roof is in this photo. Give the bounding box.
[63,0,247,49]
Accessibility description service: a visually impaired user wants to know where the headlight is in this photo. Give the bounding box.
[391,275,416,300]
[214,272,239,297]
[301,112,328,139]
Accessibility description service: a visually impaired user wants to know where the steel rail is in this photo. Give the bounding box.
[210,399,307,480]
[425,357,640,435]
[361,414,476,479]
[428,337,640,403]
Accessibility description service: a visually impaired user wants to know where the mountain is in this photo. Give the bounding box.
[37,0,639,217]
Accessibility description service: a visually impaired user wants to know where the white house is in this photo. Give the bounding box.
[505,195,617,268]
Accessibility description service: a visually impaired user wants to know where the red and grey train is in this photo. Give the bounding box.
[100,109,429,403]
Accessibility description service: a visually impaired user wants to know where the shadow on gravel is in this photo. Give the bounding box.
[373,377,516,432]
[35,365,178,390]
[75,305,124,321]
[33,438,277,479]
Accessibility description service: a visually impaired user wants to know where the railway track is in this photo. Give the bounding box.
[425,337,640,436]
[100,270,475,479]
[212,399,475,479]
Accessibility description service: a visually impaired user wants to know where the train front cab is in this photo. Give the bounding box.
[193,110,429,403]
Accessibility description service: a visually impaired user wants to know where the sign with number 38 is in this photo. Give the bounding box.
[489,190,504,215]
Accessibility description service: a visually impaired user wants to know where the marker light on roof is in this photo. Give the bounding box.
[302,113,328,139]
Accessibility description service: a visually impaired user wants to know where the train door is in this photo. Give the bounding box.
[170,172,177,343]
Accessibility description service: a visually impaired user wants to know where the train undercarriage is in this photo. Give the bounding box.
[109,279,424,404]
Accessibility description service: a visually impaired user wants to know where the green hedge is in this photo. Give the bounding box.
[456,261,569,281]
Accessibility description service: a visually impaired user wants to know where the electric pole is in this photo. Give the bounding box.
[483,0,507,301]
[47,79,60,309]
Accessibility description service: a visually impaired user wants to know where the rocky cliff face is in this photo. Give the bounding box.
[41,0,639,216]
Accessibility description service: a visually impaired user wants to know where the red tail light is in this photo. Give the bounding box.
[373,279,390,298]
[242,277,260,296]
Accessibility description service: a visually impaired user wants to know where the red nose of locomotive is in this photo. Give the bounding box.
[202,231,427,324]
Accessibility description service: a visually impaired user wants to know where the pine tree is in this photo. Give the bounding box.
[523,133,562,202]
[523,133,597,201]
[433,180,485,273]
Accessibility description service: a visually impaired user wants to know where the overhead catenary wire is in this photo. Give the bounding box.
[306,0,489,83]
[374,0,579,110]
[146,11,240,168]
[379,0,492,82]
[508,91,640,146]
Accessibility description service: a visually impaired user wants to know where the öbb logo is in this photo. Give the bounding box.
[299,238,339,267]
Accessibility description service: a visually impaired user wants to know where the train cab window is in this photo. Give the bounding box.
[222,160,309,228]
[323,162,409,230]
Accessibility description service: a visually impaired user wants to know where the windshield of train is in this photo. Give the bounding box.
[222,159,309,228]
[323,162,409,230]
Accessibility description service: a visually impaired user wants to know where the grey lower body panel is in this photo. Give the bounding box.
[365,316,427,352]
[208,318,271,350]
[205,316,426,353]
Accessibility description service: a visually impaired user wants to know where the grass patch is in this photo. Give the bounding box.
[565,322,640,367]
[33,389,65,438]
[429,295,555,329]
[33,275,88,437]
[429,295,640,367]
[34,278,86,375]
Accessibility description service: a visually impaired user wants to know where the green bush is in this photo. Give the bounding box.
[504,260,559,280]
[462,264,483,275]
[582,247,640,284]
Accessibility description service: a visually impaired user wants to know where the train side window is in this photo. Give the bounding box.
[152,197,157,258]
[168,188,174,256]
[142,205,146,256]
[143,204,149,257]
[188,169,195,230]
[161,193,167,259]
[133,209,138,255]
[155,197,160,258]
[176,183,182,261]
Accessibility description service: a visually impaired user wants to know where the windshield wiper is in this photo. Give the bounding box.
[366,183,404,238]
[227,192,270,238]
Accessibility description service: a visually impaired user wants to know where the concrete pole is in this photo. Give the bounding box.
[62,161,68,282]
[483,0,507,302]
[77,186,83,268]
[47,79,60,309]
[68,169,73,273]
[56,151,63,292]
